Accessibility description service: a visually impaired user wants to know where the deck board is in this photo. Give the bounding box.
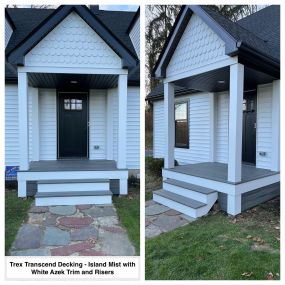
[166,162,278,184]
[28,160,119,172]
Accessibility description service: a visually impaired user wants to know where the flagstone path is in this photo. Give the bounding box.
[10,203,135,256]
[145,200,197,238]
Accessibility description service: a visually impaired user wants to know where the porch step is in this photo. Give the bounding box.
[35,190,112,206]
[153,189,217,218]
[37,179,110,192]
[163,179,217,203]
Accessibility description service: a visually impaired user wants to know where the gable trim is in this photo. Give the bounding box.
[7,5,138,69]
[153,5,239,79]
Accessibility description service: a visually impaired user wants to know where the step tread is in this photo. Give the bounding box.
[37,179,109,185]
[164,179,216,194]
[154,190,206,209]
[35,190,112,198]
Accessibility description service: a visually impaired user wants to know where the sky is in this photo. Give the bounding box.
[100,5,139,11]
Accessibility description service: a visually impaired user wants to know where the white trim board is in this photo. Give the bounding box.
[162,169,280,195]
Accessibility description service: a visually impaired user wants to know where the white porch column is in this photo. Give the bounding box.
[271,80,280,171]
[32,88,40,161]
[18,72,29,170]
[106,89,114,160]
[227,194,242,216]
[117,74,128,169]
[228,63,244,183]
[164,82,175,168]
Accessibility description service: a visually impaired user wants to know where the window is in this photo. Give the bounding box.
[175,102,189,148]
[64,99,82,110]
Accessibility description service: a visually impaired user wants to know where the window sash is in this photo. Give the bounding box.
[175,102,189,148]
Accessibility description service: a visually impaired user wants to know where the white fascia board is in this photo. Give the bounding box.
[18,66,128,75]
[164,56,237,83]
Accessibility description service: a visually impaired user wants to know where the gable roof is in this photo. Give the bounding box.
[6,5,138,69]
[153,5,280,79]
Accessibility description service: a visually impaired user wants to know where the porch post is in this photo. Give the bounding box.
[32,88,40,161]
[117,74,128,169]
[271,80,280,171]
[106,89,114,160]
[18,72,29,170]
[228,63,244,183]
[164,82,175,168]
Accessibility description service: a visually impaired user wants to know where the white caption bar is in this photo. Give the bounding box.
[6,256,140,280]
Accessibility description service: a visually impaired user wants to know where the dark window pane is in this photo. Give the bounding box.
[64,99,70,110]
[175,102,189,148]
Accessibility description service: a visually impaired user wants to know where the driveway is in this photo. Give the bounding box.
[10,203,135,256]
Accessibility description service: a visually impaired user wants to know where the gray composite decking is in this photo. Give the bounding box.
[154,190,206,209]
[24,160,122,172]
[35,190,112,198]
[166,162,278,184]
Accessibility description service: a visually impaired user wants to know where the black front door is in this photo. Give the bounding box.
[58,93,88,158]
[242,91,257,164]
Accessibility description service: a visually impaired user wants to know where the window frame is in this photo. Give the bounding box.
[174,101,189,149]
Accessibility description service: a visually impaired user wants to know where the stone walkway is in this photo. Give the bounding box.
[10,203,135,256]
[145,200,196,238]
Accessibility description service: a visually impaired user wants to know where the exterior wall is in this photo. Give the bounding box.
[256,83,273,170]
[166,14,228,78]
[153,92,212,165]
[39,89,57,160]
[5,18,13,47]
[127,87,140,169]
[129,17,140,58]
[215,91,229,163]
[89,90,107,159]
[25,12,121,69]
[109,87,140,169]
[5,85,19,166]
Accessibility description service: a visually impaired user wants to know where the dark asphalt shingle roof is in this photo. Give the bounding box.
[5,7,139,83]
[200,5,279,62]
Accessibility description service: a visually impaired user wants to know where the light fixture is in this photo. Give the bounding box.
[217,80,226,84]
[70,80,78,84]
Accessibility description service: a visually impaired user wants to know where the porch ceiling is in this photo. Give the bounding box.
[28,73,118,89]
[174,66,277,93]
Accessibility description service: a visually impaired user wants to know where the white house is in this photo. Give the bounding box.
[147,5,280,217]
[5,5,140,206]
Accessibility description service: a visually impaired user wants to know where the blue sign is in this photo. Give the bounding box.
[5,166,19,180]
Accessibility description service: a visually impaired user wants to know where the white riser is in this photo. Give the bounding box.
[38,182,109,193]
[35,195,112,206]
[163,182,209,203]
[153,193,199,218]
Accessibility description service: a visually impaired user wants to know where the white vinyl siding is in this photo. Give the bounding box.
[129,17,140,58]
[25,12,121,69]
[39,89,57,160]
[153,100,164,158]
[127,87,140,169]
[153,92,211,164]
[5,85,19,166]
[215,91,229,163]
[256,84,273,170]
[89,90,107,159]
[5,18,13,47]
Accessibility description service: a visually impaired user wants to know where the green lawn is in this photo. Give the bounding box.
[5,190,34,255]
[113,185,140,255]
[146,199,280,280]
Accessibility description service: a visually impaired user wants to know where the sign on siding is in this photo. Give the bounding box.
[5,166,19,180]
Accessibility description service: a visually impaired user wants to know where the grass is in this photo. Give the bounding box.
[113,185,140,255]
[5,189,34,255]
[145,198,280,280]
